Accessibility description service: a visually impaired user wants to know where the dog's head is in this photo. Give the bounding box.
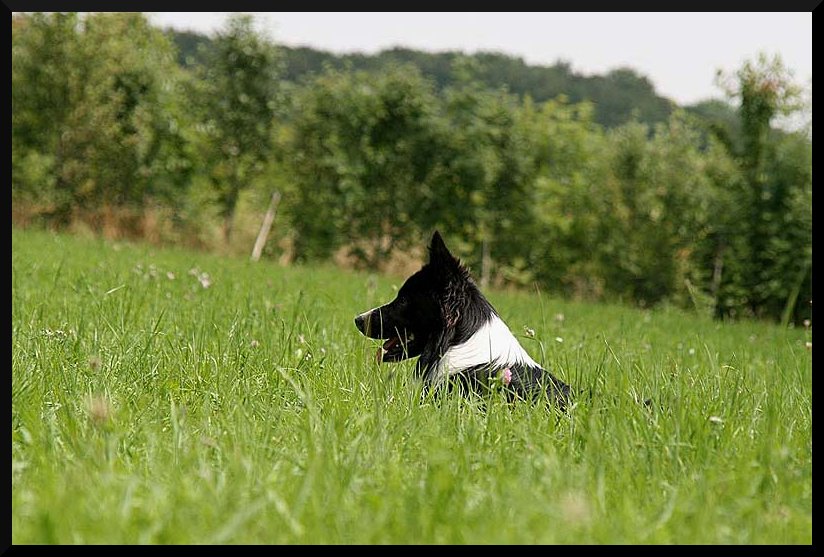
[354,231,474,363]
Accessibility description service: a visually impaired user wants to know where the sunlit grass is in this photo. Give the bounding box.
[11,229,812,544]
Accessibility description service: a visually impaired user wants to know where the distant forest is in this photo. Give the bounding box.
[168,29,740,136]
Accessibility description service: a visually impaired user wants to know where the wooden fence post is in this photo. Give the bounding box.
[251,191,282,262]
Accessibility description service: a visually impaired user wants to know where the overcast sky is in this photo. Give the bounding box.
[147,12,812,106]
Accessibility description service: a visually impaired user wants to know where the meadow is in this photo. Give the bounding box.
[11,229,812,544]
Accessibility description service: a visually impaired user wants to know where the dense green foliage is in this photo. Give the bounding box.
[12,13,194,220]
[195,14,282,242]
[171,33,677,130]
[12,13,811,323]
[713,54,811,323]
[11,230,812,543]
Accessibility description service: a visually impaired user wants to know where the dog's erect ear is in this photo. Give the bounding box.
[428,230,453,264]
[428,230,463,274]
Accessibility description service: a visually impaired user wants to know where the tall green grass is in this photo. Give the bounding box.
[11,229,812,544]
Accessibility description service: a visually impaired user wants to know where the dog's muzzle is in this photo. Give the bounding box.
[355,309,418,363]
[354,311,370,335]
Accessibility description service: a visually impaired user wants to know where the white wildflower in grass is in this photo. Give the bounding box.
[42,328,68,341]
[187,267,212,288]
[554,313,565,323]
[802,319,810,329]
[555,337,564,343]
[708,416,724,425]
[523,326,535,338]
[250,339,260,348]
[688,348,696,356]
[805,342,812,350]
[166,271,176,280]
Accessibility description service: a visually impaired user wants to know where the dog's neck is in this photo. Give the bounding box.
[427,314,540,385]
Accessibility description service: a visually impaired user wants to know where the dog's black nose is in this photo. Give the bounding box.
[354,313,365,332]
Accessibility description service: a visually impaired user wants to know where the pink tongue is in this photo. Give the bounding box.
[376,337,399,363]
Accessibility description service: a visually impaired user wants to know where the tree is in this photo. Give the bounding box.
[515,97,608,295]
[716,53,810,321]
[286,65,440,265]
[12,13,76,208]
[12,13,193,224]
[198,14,281,243]
[404,56,549,283]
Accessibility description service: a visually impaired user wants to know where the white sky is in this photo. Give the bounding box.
[147,12,812,106]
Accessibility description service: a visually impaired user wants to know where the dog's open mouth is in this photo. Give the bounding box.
[377,332,421,363]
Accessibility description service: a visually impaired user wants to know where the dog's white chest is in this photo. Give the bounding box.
[434,315,539,383]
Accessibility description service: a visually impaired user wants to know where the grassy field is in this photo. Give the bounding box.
[11,229,812,544]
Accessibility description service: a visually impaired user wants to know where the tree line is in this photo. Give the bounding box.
[11,13,811,323]
[171,29,677,130]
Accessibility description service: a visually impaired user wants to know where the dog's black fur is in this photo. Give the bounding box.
[355,231,571,408]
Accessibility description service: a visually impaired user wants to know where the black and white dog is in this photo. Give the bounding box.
[355,231,571,407]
